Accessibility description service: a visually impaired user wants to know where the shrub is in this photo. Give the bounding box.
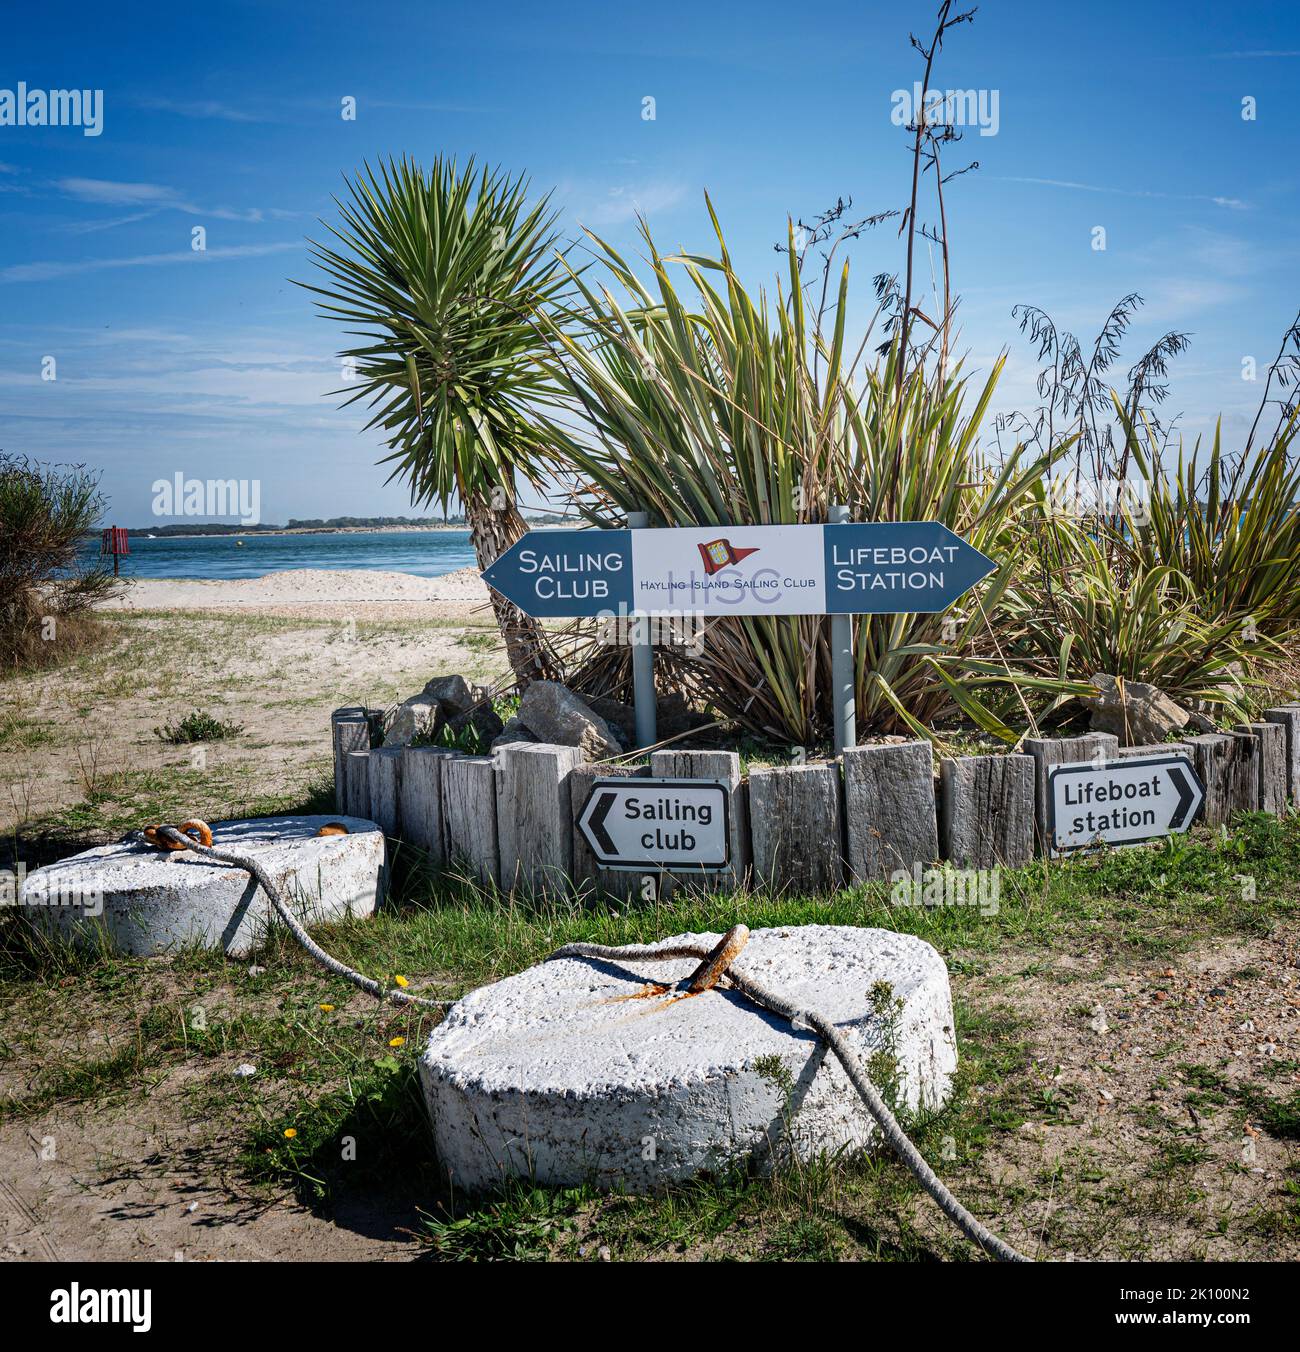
[545,215,1069,744]
[0,455,120,674]
[153,710,245,744]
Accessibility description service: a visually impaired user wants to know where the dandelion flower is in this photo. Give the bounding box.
[389,1036,405,1048]
[283,1128,297,1139]
[394,975,409,988]
[319,1003,335,1013]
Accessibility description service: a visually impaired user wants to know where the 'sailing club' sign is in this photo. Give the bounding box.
[578,778,730,872]
[482,522,995,618]
[1047,753,1205,854]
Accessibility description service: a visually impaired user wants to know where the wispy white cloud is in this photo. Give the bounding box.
[567,179,689,227]
[55,177,265,222]
[0,240,302,284]
[1211,50,1300,58]
[133,95,269,123]
[62,212,157,235]
[994,176,1248,210]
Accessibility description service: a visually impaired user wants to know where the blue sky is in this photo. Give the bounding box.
[2,0,1297,525]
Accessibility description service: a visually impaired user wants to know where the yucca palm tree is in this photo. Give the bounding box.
[302,157,570,684]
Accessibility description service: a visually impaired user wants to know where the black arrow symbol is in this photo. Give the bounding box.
[587,790,617,855]
[1167,765,1198,829]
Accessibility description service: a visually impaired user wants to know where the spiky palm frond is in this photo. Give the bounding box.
[301,156,574,509]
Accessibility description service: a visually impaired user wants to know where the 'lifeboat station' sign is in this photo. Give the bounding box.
[1047,753,1205,854]
[482,522,996,619]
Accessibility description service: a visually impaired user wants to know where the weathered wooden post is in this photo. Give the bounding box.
[1237,722,1285,815]
[843,741,938,882]
[749,762,843,893]
[400,746,456,862]
[496,742,583,894]
[1264,706,1300,804]
[1188,731,1260,825]
[939,753,1035,869]
[367,746,403,838]
[649,749,750,893]
[343,749,371,822]
[331,708,371,813]
[1022,733,1119,854]
[441,755,499,886]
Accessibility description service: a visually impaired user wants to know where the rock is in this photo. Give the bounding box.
[490,716,537,751]
[387,677,503,749]
[422,674,473,716]
[420,925,956,1192]
[517,681,622,761]
[1083,673,1190,746]
[1088,1004,1109,1034]
[382,696,442,748]
[583,695,636,748]
[575,690,711,749]
[233,1063,257,1078]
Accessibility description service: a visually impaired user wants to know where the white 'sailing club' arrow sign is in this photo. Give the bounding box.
[1047,753,1205,854]
[578,778,730,872]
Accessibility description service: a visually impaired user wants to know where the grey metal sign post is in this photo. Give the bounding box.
[627,510,657,750]
[829,505,856,754]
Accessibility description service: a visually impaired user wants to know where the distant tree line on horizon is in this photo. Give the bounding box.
[88,512,569,537]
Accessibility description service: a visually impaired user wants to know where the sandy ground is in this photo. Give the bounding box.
[2,572,508,837]
[103,566,493,621]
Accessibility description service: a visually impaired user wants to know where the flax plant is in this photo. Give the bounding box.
[545,209,1068,744]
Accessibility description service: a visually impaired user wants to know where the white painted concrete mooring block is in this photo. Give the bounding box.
[20,814,385,957]
[420,924,956,1193]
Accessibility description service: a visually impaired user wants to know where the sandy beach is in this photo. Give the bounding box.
[101,565,493,621]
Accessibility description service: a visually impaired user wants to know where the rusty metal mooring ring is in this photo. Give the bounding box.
[143,819,213,851]
[685,924,750,993]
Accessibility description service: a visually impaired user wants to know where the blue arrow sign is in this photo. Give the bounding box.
[824,521,996,614]
[482,523,996,618]
[480,529,633,618]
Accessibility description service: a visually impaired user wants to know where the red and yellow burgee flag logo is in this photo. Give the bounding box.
[697,538,759,575]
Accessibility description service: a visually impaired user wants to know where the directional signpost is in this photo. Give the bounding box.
[482,521,995,619]
[578,778,730,872]
[1046,753,1204,855]
[482,517,996,756]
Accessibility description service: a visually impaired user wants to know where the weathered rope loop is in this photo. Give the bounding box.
[147,823,450,1012]
[549,937,1030,1264]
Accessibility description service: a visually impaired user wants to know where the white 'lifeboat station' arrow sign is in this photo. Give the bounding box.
[578,778,730,872]
[481,522,995,619]
[1047,753,1205,854]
